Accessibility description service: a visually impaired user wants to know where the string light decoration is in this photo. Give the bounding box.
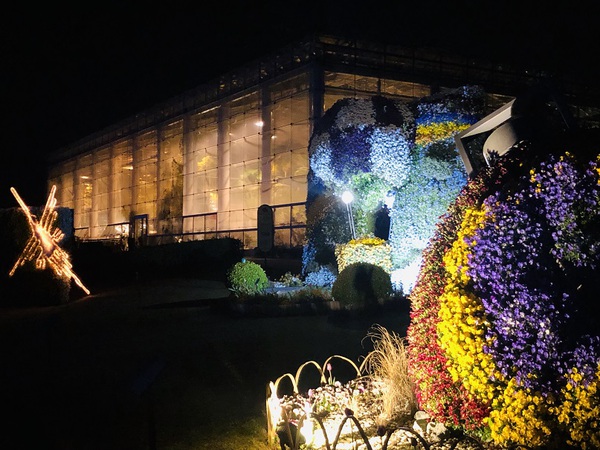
[8,185,90,296]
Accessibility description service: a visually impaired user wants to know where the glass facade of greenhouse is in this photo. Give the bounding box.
[47,34,600,249]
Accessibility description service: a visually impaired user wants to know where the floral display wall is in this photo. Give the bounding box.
[407,139,600,448]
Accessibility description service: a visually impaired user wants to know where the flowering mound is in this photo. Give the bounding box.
[407,142,600,448]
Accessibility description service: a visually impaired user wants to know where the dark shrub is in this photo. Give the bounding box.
[331,262,392,310]
[3,264,71,306]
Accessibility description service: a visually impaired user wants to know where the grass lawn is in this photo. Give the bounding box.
[0,277,410,449]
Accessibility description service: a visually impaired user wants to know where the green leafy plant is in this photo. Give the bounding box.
[331,262,392,309]
[277,271,303,287]
[226,259,269,297]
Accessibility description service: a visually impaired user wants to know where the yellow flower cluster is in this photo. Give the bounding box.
[335,236,393,274]
[488,378,554,447]
[437,198,600,448]
[416,122,471,145]
[552,365,600,448]
[437,206,500,400]
[348,235,387,246]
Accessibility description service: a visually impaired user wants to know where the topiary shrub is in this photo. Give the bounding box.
[331,262,392,310]
[227,259,269,297]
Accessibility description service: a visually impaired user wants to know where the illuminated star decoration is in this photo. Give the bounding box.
[9,185,90,296]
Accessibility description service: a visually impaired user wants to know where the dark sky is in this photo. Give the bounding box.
[1,1,598,208]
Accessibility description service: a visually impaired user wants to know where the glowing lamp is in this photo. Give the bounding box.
[341,190,356,239]
[341,190,354,204]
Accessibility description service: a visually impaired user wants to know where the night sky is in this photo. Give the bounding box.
[2,1,598,209]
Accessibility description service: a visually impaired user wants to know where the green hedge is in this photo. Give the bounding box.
[331,262,392,310]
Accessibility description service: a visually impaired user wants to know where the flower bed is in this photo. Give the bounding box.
[266,326,488,449]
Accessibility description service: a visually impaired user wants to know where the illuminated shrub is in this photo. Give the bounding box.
[407,141,600,448]
[334,235,392,274]
[227,260,269,297]
[331,262,392,309]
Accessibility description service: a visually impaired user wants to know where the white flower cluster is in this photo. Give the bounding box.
[304,266,337,287]
[420,155,454,181]
[334,98,376,130]
[309,132,336,185]
[369,126,412,188]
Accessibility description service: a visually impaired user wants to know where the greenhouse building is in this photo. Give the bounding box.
[46,33,599,249]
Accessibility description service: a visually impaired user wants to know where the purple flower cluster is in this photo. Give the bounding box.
[532,155,600,270]
[330,127,374,180]
[414,85,485,126]
[466,153,600,391]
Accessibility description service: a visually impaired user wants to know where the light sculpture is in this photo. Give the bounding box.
[8,185,90,295]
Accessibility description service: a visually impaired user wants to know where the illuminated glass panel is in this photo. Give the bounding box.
[243,183,259,221]
[292,148,308,176]
[158,121,183,233]
[291,228,305,247]
[229,209,243,229]
[290,123,309,152]
[92,148,110,237]
[133,131,157,227]
[110,140,133,225]
[290,176,307,203]
[243,231,257,249]
[272,179,291,205]
[48,159,75,208]
[230,187,244,210]
[270,72,309,102]
[218,95,262,231]
[75,153,93,233]
[185,109,219,216]
[381,79,430,98]
[274,206,290,227]
[218,210,230,231]
[272,125,291,155]
[243,204,257,228]
[272,152,290,180]
[291,204,306,224]
[275,229,290,247]
[266,83,309,208]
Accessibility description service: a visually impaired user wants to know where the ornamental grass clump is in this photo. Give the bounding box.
[226,259,269,297]
[360,325,417,427]
[407,140,600,449]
